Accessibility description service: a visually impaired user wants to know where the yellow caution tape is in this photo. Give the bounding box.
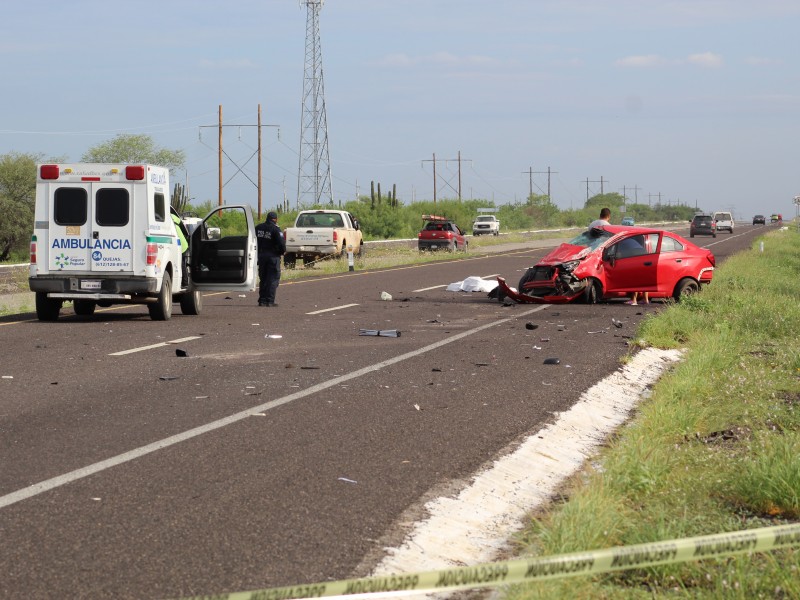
[179,523,800,600]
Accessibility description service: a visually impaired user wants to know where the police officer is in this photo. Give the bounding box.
[256,211,286,307]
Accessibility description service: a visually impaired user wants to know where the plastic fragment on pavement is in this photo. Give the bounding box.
[359,329,401,337]
[338,477,357,484]
[612,318,623,328]
[543,357,560,365]
[175,349,188,357]
[525,322,538,330]
[265,334,283,339]
[380,291,393,301]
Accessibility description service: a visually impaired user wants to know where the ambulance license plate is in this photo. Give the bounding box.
[81,280,101,291]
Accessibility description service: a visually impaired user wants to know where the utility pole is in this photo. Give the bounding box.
[218,105,223,206]
[423,151,472,205]
[583,177,601,202]
[421,153,438,206]
[621,184,640,210]
[444,150,472,201]
[523,166,558,203]
[649,192,662,207]
[200,104,279,215]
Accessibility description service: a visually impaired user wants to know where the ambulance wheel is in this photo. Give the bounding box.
[73,300,96,316]
[35,292,62,321]
[180,289,203,315]
[149,272,173,321]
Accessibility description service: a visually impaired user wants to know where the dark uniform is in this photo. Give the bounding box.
[256,211,286,306]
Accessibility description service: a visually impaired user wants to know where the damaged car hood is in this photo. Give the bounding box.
[537,243,592,266]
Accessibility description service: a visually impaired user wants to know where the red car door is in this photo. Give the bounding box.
[601,232,659,293]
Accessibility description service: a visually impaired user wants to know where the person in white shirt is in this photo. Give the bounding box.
[588,207,611,229]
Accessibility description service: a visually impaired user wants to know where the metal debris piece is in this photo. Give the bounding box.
[359,329,401,337]
[525,322,538,330]
[543,357,560,365]
[158,376,179,381]
[612,318,624,328]
[175,349,188,357]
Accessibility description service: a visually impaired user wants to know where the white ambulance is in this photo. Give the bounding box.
[29,163,257,321]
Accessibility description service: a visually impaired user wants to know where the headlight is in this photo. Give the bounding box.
[560,260,580,272]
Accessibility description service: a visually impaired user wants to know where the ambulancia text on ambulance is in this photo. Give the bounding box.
[29,163,257,321]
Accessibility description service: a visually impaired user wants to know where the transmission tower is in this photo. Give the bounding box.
[297,0,333,207]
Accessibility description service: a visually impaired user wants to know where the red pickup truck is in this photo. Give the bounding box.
[417,215,468,252]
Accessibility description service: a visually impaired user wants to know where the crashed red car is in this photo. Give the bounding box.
[496,225,715,303]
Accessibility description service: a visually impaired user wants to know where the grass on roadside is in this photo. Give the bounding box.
[503,228,800,599]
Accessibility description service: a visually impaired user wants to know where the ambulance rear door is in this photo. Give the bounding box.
[47,180,135,278]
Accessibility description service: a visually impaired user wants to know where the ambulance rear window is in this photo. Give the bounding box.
[54,187,88,226]
[96,188,130,227]
[154,192,166,222]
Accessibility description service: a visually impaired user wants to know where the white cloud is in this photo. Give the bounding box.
[197,58,258,70]
[615,54,671,68]
[687,52,723,67]
[615,52,724,68]
[373,52,499,68]
[746,56,782,66]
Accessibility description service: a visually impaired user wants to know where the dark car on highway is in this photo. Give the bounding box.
[690,213,716,238]
[753,215,766,225]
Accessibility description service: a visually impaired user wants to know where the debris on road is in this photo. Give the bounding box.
[380,291,393,301]
[612,318,624,328]
[175,349,188,357]
[338,477,357,484]
[525,322,538,330]
[359,329,401,337]
[446,276,499,293]
[543,358,561,365]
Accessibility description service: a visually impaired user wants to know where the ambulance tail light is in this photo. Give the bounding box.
[40,165,60,179]
[126,165,146,181]
[30,236,37,265]
[146,242,158,266]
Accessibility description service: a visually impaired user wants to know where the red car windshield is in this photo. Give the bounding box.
[568,228,614,251]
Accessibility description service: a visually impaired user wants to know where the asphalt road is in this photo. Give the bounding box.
[0,224,768,599]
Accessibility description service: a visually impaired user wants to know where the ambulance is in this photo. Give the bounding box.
[29,163,257,321]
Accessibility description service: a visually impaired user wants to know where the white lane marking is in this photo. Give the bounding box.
[108,336,202,356]
[371,347,684,580]
[0,305,549,510]
[414,274,501,293]
[414,285,447,292]
[306,303,360,315]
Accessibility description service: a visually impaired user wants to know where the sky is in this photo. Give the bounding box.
[2,0,800,220]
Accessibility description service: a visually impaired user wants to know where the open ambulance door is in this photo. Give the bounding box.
[188,205,257,292]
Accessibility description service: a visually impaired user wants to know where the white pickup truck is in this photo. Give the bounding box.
[283,209,363,268]
[472,215,500,236]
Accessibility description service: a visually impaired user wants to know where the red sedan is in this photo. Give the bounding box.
[496,225,715,303]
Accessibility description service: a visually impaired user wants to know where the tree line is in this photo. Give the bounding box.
[0,134,701,261]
